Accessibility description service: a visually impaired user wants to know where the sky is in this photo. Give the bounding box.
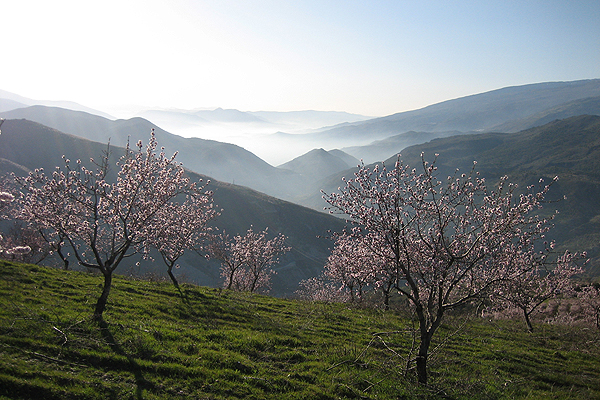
[2,0,599,118]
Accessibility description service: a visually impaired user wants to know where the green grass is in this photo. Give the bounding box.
[1,260,599,399]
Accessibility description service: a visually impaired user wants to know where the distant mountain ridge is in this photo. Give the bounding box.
[0,89,115,119]
[340,130,471,163]
[0,106,310,201]
[304,79,600,151]
[278,148,359,179]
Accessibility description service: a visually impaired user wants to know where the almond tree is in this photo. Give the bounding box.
[153,191,219,289]
[323,231,390,305]
[322,154,562,385]
[209,232,246,291]
[492,248,585,332]
[211,227,290,294]
[578,282,600,329]
[16,130,211,319]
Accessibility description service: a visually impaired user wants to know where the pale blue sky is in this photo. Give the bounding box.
[2,0,599,116]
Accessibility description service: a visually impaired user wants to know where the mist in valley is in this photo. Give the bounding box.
[134,107,375,166]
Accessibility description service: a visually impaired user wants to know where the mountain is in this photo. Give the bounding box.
[313,115,600,275]
[138,108,371,131]
[0,98,27,113]
[304,79,600,149]
[0,106,309,201]
[0,89,115,119]
[248,110,372,129]
[278,148,358,179]
[488,95,600,133]
[137,109,210,126]
[341,130,470,163]
[327,149,360,169]
[0,119,345,295]
[195,108,266,123]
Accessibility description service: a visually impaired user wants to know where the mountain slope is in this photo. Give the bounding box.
[340,130,470,163]
[488,95,600,133]
[0,98,27,113]
[0,89,115,119]
[310,79,600,144]
[0,119,344,295]
[3,261,599,399]
[0,106,309,201]
[278,148,356,179]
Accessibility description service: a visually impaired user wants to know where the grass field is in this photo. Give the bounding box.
[1,260,599,399]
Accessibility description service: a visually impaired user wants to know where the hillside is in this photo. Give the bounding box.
[0,89,114,119]
[278,148,356,179]
[0,119,345,295]
[340,130,470,163]
[0,106,309,201]
[1,261,599,399]
[489,95,600,133]
[293,79,600,158]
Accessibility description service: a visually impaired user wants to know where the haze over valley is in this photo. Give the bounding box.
[2,78,600,291]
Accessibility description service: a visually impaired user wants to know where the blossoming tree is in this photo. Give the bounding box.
[16,130,215,319]
[322,154,570,384]
[210,227,290,293]
[491,248,585,332]
[578,282,600,329]
[321,230,391,305]
[153,191,219,289]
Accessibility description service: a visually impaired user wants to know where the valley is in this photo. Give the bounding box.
[1,79,599,291]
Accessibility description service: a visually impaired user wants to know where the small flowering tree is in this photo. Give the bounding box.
[578,282,600,329]
[322,154,565,385]
[492,248,585,332]
[153,192,219,289]
[0,190,15,254]
[209,232,246,291]
[16,130,212,319]
[1,222,49,264]
[322,231,389,305]
[296,276,351,303]
[210,227,290,294]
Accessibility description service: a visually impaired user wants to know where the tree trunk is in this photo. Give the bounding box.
[523,308,534,333]
[382,285,391,311]
[94,271,112,320]
[56,246,69,270]
[416,330,432,385]
[414,305,444,385]
[226,269,235,290]
[167,264,180,289]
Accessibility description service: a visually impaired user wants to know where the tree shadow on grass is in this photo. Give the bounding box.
[97,317,154,399]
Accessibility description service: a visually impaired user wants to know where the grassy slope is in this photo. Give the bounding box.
[1,261,599,400]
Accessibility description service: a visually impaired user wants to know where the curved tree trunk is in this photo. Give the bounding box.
[94,271,113,320]
[167,263,180,289]
[226,268,236,290]
[523,308,534,333]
